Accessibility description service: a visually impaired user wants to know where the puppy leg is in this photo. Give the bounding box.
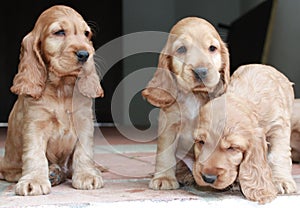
[0,157,22,182]
[0,139,22,182]
[72,128,103,189]
[15,133,51,196]
[176,160,195,186]
[268,126,297,194]
[291,130,300,162]
[149,124,179,190]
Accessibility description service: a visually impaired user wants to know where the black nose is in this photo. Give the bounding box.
[201,173,217,184]
[76,50,89,63]
[193,67,208,81]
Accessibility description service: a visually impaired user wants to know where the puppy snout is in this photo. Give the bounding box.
[193,67,208,81]
[76,50,89,63]
[201,173,217,184]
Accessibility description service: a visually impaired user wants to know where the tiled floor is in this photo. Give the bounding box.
[0,127,300,207]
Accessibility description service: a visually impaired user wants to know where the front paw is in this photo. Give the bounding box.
[273,177,297,194]
[252,193,277,205]
[72,172,104,189]
[15,178,51,196]
[149,176,179,190]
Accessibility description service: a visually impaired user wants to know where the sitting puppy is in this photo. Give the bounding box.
[291,99,300,162]
[142,17,230,189]
[0,5,104,195]
[193,64,297,204]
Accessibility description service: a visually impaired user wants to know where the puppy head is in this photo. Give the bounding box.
[193,94,276,203]
[142,17,230,108]
[11,5,103,98]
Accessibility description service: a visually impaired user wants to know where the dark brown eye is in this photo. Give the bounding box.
[176,46,187,54]
[195,139,205,145]
[227,145,240,152]
[84,31,90,37]
[54,30,65,36]
[199,140,205,145]
[227,146,234,151]
[209,45,217,52]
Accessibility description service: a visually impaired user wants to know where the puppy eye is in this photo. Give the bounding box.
[195,139,205,145]
[227,146,239,152]
[54,30,65,36]
[227,146,234,151]
[84,31,90,37]
[199,140,205,145]
[209,45,217,52]
[176,46,187,54]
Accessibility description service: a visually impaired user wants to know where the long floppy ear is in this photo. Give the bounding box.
[10,32,47,99]
[220,41,230,89]
[77,58,104,98]
[210,41,230,97]
[239,128,277,204]
[142,53,178,108]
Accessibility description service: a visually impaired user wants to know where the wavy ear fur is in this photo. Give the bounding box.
[77,58,104,98]
[239,128,277,204]
[211,41,230,97]
[10,32,46,99]
[221,41,230,89]
[142,53,178,108]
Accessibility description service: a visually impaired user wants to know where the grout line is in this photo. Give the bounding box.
[104,178,151,183]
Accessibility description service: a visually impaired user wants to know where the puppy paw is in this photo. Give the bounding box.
[15,178,51,196]
[72,172,104,189]
[255,193,277,205]
[149,176,179,190]
[273,177,297,194]
[49,164,66,186]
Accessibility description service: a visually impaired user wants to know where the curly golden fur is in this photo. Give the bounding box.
[193,64,297,204]
[291,99,300,162]
[0,5,104,195]
[142,17,229,190]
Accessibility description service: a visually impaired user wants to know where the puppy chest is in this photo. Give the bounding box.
[46,109,78,162]
[181,96,201,121]
[46,130,78,164]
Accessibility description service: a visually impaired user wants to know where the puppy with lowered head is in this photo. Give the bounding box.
[193,64,297,204]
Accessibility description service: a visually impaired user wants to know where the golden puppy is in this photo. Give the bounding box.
[193,64,297,203]
[291,98,300,162]
[0,5,104,195]
[142,17,230,190]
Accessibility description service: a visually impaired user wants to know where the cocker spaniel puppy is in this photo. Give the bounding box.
[193,64,297,204]
[291,98,300,162]
[142,17,230,190]
[0,5,104,195]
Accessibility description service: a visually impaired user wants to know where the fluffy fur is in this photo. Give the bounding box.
[0,5,104,195]
[193,64,297,204]
[291,98,300,162]
[142,17,230,190]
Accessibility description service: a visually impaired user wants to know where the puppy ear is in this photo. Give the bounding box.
[239,128,277,204]
[210,41,230,98]
[77,59,104,98]
[10,33,47,99]
[142,53,177,108]
[220,41,230,88]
